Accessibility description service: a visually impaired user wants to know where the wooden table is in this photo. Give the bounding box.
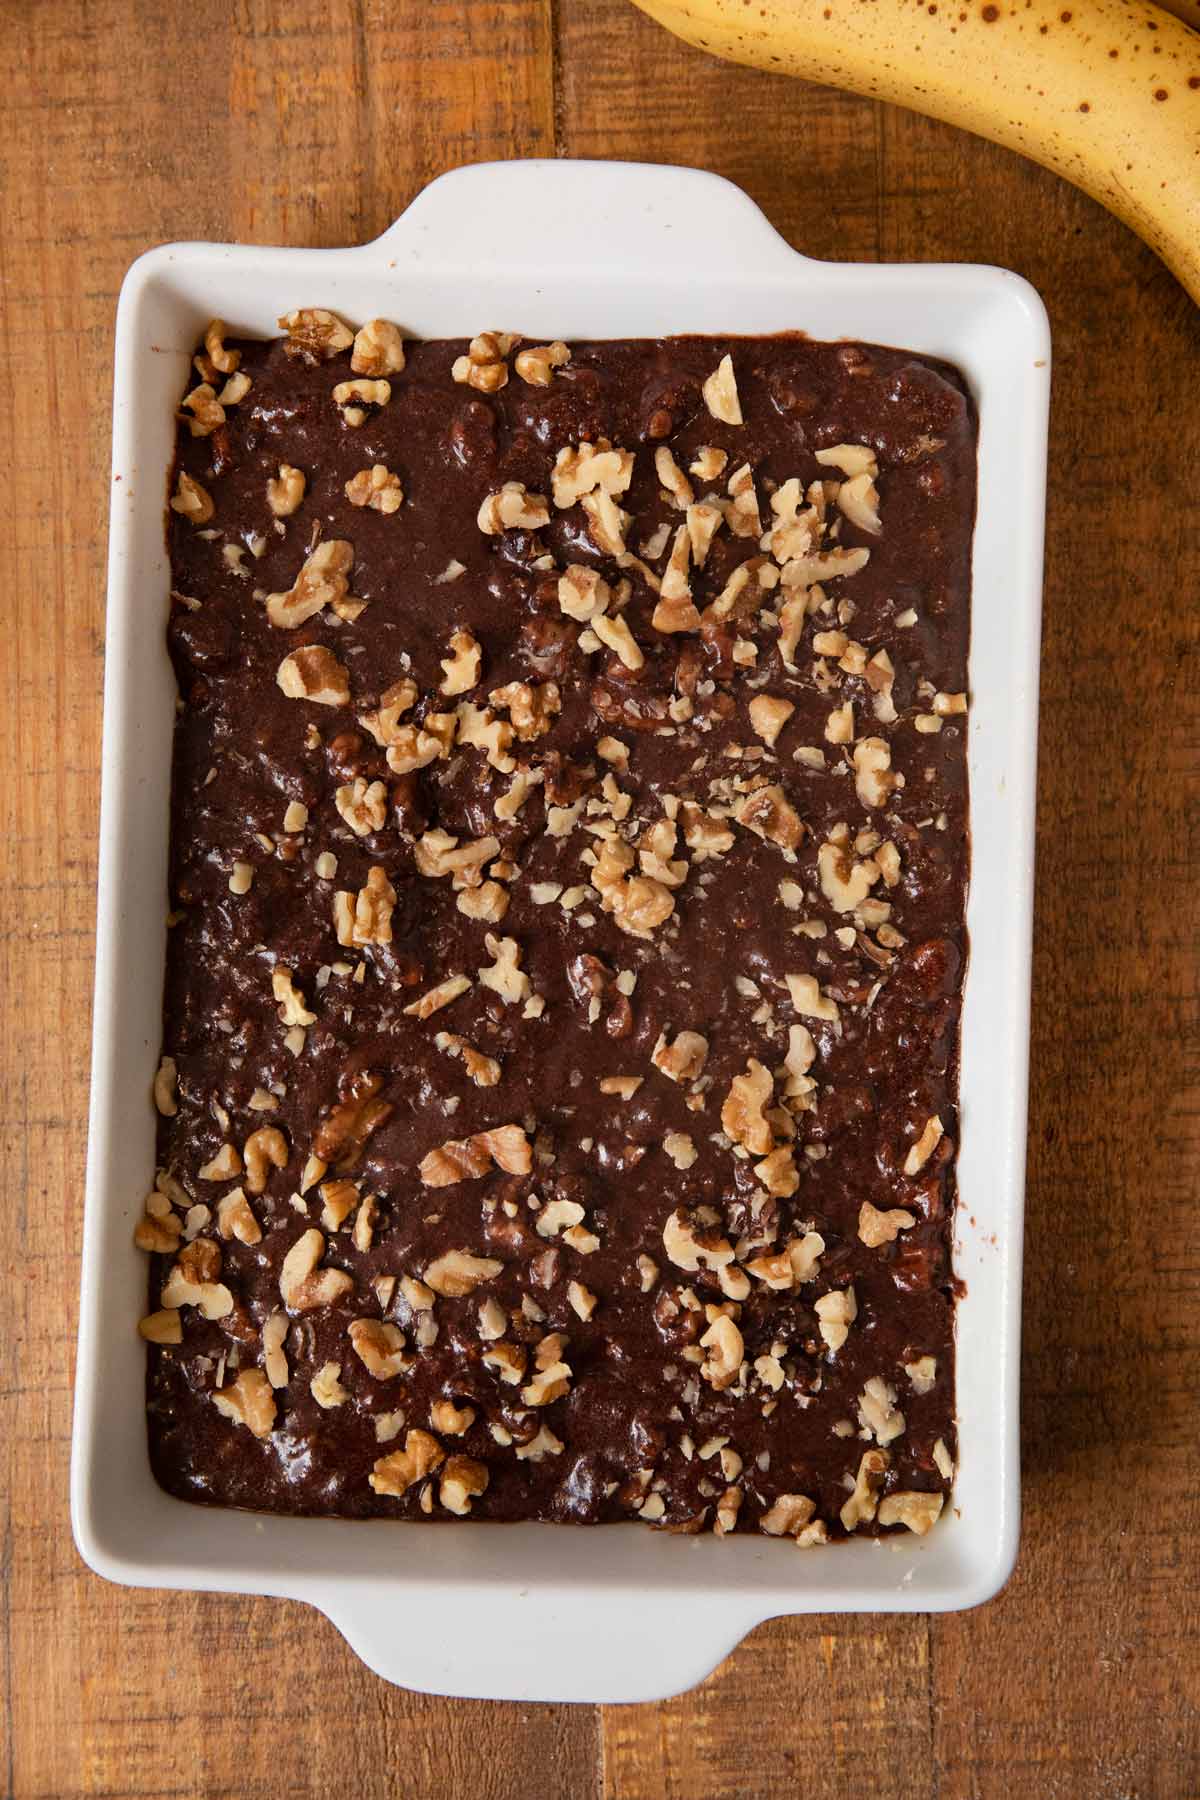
[3,2,1197,1794]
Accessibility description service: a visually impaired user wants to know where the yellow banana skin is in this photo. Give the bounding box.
[630,0,1200,302]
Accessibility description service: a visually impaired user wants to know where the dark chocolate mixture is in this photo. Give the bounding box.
[143,318,973,1541]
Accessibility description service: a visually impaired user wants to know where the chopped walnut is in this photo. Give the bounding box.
[212,1368,276,1438]
[515,340,570,385]
[279,1228,353,1312]
[320,1178,359,1231]
[351,318,405,377]
[852,737,903,809]
[161,1241,234,1320]
[825,702,855,746]
[266,539,354,629]
[858,1202,916,1247]
[267,464,306,518]
[522,1335,572,1406]
[567,1280,598,1320]
[858,1376,906,1445]
[277,645,350,707]
[197,1143,242,1182]
[403,974,472,1020]
[581,489,630,556]
[242,1126,287,1195]
[170,471,214,524]
[482,1341,527,1384]
[477,481,550,534]
[262,1311,289,1388]
[651,528,700,634]
[333,865,396,947]
[558,564,612,623]
[734,785,805,852]
[663,1132,697,1171]
[134,1189,182,1254]
[370,1429,445,1497]
[814,1284,857,1353]
[592,614,645,672]
[278,307,354,359]
[201,318,240,376]
[478,934,531,1005]
[332,377,391,425]
[878,1490,944,1535]
[334,777,388,837]
[272,966,315,1027]
[840,1448,890,1531]
[591,834,674,940]
[690,445,727,481]
[430,1399,476,1436]
[552,439,634,510]
[759,1493,817,1537]
[700,1314,744,1391]
[152,1055,178,1118]
[349,1318,408,1379]
[452,330,515,391]
[311,1361,350,1408]
[749,695,795,748]
[817,828,882,915]
[345,463,404,512]
[702,354,742,425]
[904,1114,944,1176]
[216,1188,262,1246]
[786,972,839,1024]
[835,470,882,535]
[654,446,694,510]
[489,680,561,740]
[439,628,482,696]
[721,1059,775,1157]
[723,462,761,538]
[434,1031,501,1087]
[905,1356,938,1396]
[651,1029,709,1084]
[662,1207,735,1273]
[178,383,224,437]
[440,1454,490,1515]
[419,1124,531,1187]
[934,691,968,716]
[686,500,724,569]
[137,1309,182,1344]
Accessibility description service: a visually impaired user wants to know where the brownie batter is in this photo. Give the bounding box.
[142,315,973,1543]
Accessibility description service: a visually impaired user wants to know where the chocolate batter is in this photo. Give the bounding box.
[143,318,972,1542]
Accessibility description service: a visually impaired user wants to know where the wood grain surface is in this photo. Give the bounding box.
[2,1,1197,1794]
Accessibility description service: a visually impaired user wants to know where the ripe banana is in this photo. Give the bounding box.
[630,0,1200,303]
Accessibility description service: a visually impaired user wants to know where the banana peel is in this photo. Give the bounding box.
[630,0,1200,303]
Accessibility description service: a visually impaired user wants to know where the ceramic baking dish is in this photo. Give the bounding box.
[71,158,1049,1704]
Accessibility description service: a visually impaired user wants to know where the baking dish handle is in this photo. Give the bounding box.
[368,158,807,278]
[318,1586,766,1705]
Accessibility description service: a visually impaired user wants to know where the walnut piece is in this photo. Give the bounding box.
[278,308,354,359]
[440,628,482,696]
[853,737,903,809]
[734,785,805,852]
[452,330,515,392]
[423,1248,505,1296]
[266,539,354,629]
[243,1125,288,1195]
[760,1493,817,1537]
[477,481,550,534]
[858,1201,916,1247]
[700,1313,744,1391]
[170,471,213,524]
[858,1376,906,1445]
[662,1207,735,1273]
[702,354,743,425]
[515,341,570,385]
[311,1361,350,1408]
[216,1187,262,1245]
[840,1448,890,1531]
[160,1242,233,1320]
[349,1318,408,1379]
[904,1114,944,1175]
[817,828,882,914]
[279,1227,353,1311]
[878,1490,944,1535]
[370,1429,445,1497]
[345,464,404,512]
[419,1123,532,1188]
[814,1284,857,1353]
[334,777,388,837]
[440,1454,490,1515]
[333,377,391,425]
[267,464,306,517]
[721,1058,775,1157]
[351,318,405,377]
[277,645,350,707]
[749,695,795,748]
[651,1029,709,1084]
[333,865,396,947]
[212,1368,276,1438]
[552,439,634,510]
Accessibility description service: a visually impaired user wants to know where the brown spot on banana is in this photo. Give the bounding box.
[629,0,1200,303]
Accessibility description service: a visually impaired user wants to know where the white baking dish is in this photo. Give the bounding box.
[72,158,1049,1704]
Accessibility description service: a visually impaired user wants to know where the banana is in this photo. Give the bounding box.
[630,0,1200,303]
